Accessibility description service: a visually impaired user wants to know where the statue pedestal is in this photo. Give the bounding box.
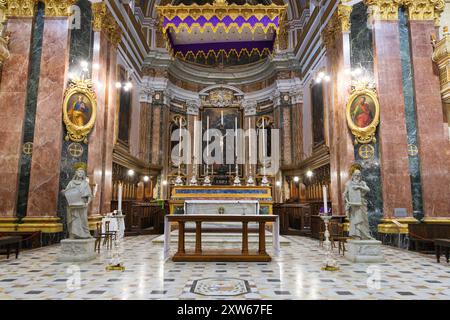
[57,238,96,262]
[345,239,384,263]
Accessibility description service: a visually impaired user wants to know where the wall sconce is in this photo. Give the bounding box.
[276,180,282,187]
[127,169,135,177]
[306,170,313,178]
[315,70,330,84]
[143,176,149,182]
[293,176,300,183]
[162,180,168,186]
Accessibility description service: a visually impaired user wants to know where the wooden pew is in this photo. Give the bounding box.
[0,236,21,259]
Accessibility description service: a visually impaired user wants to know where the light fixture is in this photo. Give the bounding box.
[306,170,313,178]
[293,176,300,183]
[276,180,282,187]
[315,69,330,84]
[143,176,149,182]
[127,169,135,176]
[162,180,168,186]
[80,60,88,69]
[92,63,100,70]
[115,82,122,89]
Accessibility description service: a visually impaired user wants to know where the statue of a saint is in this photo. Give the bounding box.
[343,169,372,240]
[61,168,92,239]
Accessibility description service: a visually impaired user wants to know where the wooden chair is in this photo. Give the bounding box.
[94,221,116,253]
[329,222,351,256]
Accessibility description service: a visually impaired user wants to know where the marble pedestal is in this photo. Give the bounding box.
[57,238,97,262]
[345,239,384,263]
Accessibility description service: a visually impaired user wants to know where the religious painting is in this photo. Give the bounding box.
[311,83,325,147]
[63,79,97,144]
[201,107,242,176]
[346,88,380,144]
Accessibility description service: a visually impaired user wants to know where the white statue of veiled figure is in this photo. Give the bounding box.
[61,168,92,239]
[343,169,373,240]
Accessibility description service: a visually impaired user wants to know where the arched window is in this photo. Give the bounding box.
[118,66,132,144]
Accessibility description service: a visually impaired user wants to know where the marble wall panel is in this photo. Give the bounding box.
[27,18,70,216]
[0,18,34,217]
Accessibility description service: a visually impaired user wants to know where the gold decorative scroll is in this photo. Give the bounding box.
[5,0,36,17]
[156,3,288,21]
[403,0,445,26]
[432,29,450,103]
[364,0,402,21]
[43,0,76,17]
[163,22,278,35]
[0,0,9,66]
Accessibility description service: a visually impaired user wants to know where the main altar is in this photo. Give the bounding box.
[169,186,273,215]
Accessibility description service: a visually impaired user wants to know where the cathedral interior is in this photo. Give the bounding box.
[0,0,449,301]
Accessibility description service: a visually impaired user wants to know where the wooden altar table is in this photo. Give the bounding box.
[163,215,280,262]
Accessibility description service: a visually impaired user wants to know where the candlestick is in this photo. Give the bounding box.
[206,116,209,176]
[118,182,123,213]
[323,185,328,215]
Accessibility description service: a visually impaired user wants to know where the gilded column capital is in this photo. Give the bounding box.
[43,0,77,17]
[432,28,450,102]
[321,3,352,49]
[403,0,445,26]
[92,1,107,32]
[364,0,402,21]
[91,1,122,47]
[5,0,36,17]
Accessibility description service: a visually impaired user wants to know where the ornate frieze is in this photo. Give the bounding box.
[5,0,36,17]
[403,0,445,25]
[432,28,450,102]
[0,0,9,66]
[243,100,257,116]
[322,3,352,49]
[91,1,122,47]
[364,0,402,21]
[186,99,200,116]
[43,0,76,17]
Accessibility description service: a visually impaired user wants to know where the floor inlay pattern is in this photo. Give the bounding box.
[0,235,449,300]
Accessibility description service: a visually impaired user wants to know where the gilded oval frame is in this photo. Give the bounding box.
[62,79,97,144]
[345,88,380,144]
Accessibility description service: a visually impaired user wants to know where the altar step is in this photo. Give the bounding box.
[151,231,291,246]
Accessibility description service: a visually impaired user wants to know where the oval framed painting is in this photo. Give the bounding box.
[62,79,97,143]
[346,88,380,144]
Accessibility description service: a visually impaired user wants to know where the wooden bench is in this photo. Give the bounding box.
[434,239,450,263]
[0,236,21,259]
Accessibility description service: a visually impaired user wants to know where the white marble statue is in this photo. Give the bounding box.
[343,169,373,240]
[61,168,92,239]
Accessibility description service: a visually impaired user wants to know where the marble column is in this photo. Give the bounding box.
[27,15,71,217]
[101,41,119,214]
[151,103,162,166]
[138,84,152,163]
[281,103,293,166]
[87,28,108,218]
[408,15,450,217]
[0,15,34,217]
[323,4,355,215]
[368,2,413,217]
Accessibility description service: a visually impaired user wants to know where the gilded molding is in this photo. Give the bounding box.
[91,1,122,47]
[43,0,76,17]
[5,0,36,17]
[321,3,352,49]
[0,0,9,65]
[364,0,402,21]
[432,30,450,102]
[403,0,445,25]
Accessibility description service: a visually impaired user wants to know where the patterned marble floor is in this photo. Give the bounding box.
[0,235,449,300]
